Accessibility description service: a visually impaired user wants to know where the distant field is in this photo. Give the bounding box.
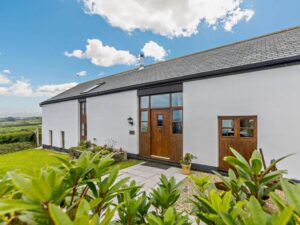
[0,117,42,153]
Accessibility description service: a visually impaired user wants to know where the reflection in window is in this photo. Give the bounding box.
[240,119,254,128]
[140,111,148,133]
[172,110,183,134]
[151,94,170,108]
[171,92,183,107]
[157,114,163,126]
[222,119,234,136]
[240,129,254,137]
[140,96,149,109]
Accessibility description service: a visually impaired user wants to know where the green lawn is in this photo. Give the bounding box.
[0,149,142,176]
[0,149,69,176]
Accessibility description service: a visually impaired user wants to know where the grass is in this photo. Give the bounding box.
[0,149,69,176]
[0,149,142,176]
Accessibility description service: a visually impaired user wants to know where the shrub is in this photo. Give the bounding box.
[0,142,35,154]
[0,131,34,144]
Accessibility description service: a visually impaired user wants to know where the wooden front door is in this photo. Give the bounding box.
[218,116,257,170]
[80,101,87,141]
[151,109,171,159]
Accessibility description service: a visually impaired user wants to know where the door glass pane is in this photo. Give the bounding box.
[221,119,234,136]
[151,94,170,108]
[141,111,148,121]
[141,122,148,133]
[173,122,183,134]
[140,96,149,109]
[173,110,183,122]
[157,114,163,126]
[171,92,183,107]
[240,129,254,137]
[240,119,254,128]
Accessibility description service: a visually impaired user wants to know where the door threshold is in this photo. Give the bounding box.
[151,155,170,160]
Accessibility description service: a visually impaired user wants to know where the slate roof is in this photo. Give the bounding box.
[41,26,300,106]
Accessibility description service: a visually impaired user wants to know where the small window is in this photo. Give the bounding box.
[221,119,234,137]
[140,96,149,109]
[81,123,85,136]
[240,119,254,137]
[172,110,183,134]
[49,130,53,146]
[171,92,183,107]
[61,131,65,149]
[81,82,105,94]
[140,111,148,133]
[151,94,170,108]
[157,114,163,126]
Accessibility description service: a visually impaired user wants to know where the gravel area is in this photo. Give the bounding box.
[175,171,217,213]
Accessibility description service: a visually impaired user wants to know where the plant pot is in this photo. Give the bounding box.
[181,164,191,175]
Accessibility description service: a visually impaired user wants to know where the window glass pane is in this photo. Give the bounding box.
[151,94,170,108]
[141,122,148,133]
[172,92,183,107]
[222,129,234,136]
[173,110,183,122]
[240,119,254,128]
[141,111,148,122]
[240,129,254,137]
[173,122,183,134]
[140,96,149,109]
[157,114,163,126]
[222,119,234,128]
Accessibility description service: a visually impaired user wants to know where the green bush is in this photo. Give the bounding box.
[0,131,34,144]
[0,142,35,154]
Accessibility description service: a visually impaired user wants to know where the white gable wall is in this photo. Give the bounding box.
[183,64,300,180]
[86,90,139,153]
[42,100,79,148]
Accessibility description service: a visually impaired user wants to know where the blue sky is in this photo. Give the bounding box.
[0,0,300,117]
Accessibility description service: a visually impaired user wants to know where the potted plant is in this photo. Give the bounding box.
[180,153,197,175]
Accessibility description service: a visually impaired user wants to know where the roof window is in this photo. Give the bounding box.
[81,82,105,94]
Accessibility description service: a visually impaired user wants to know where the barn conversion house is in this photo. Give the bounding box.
[41,26,300,180]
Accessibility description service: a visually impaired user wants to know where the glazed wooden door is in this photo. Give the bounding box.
[151,109,171,159]
[219,116,257,170]
[80,101,87,141]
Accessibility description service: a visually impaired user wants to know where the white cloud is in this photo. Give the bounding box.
[142,41,167,62]
[65,39,137,67]
[76,70,88,77]
[0,74,11,84]
[35,83,78,97]
[82,0,254,38]
[2,69,11,74]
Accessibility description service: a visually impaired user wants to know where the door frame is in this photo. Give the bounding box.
[218,115,257,170]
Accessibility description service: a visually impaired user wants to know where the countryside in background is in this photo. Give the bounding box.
[0,117,41,154]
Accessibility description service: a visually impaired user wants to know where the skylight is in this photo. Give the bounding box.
[81,82,105,94]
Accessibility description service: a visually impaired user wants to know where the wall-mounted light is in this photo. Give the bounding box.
[127,117,134,126]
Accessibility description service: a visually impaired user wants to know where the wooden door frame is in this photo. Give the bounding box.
[218,115,257,170]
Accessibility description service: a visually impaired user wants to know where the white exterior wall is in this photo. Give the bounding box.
[87,90,139,154]
[42,100,79,148]
[184,64,300,180]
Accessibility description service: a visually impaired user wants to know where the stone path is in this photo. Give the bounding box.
[118,162,186,191]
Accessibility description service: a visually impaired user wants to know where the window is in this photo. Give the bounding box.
[172,109,183,133]
[171,92,183,107]
[151,94,170,108]
[140,96,149,109]
[240,119,254,137]
[81,123,85,136]
[49,130,53,146]
[61,131,65,149]
[81,82,105,94]
[81,102,86,115]
[157,114,163,126]
[140,111,148,133]
[221,119,234,136]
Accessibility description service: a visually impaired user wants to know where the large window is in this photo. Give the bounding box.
[171,92,183,107]
[140,96,149,109]
[151,94,170,108]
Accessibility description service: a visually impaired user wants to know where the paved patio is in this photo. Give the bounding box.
[118,161,187,191]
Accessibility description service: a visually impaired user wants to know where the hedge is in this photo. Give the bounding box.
[0,131,34,144]
[0,142,36,154]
